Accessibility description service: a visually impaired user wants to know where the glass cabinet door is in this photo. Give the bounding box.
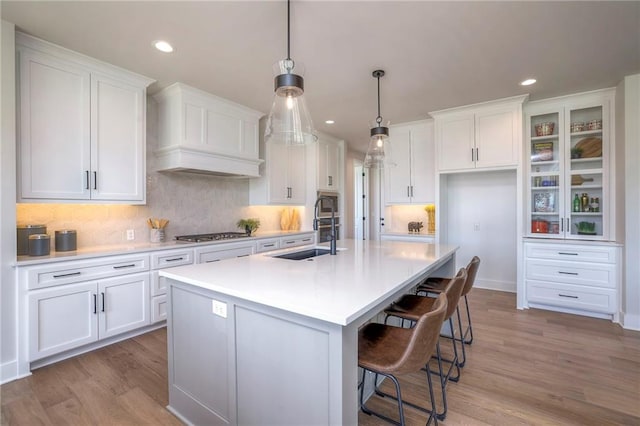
[528,112,563,237]
[566,105,605,238]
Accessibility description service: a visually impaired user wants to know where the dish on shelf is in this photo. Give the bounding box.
[574,137,602,158]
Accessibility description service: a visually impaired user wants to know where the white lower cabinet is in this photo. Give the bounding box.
[524,241,619,317]
[196,241,255,264]
[279,233,315,249]
[28,272,150,361]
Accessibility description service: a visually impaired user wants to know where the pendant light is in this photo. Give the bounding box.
[265,0,317,146]
[364,70,394,169]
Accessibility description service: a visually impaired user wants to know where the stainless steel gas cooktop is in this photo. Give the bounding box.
[174,232,249,243]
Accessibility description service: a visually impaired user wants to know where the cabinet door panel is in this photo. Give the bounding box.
[98,272,150,339]
[207,110,242,155]
[385,127,412,203]
[475,108,517,168]
[29,282,98,361]
[19,50,91,200]
[91,74,145,201]
[288,145,306,204]
[267,143,289,203]
[437,114,475,171]
[409,122,435,203]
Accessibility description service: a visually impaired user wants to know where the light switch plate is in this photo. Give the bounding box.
[211,299,227,318]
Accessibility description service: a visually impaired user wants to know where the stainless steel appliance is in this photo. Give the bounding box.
[175,232,250,243]
[317,218,340,243]
[316,191,339,218]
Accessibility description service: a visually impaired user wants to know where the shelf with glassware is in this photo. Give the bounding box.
[525,95,611,241]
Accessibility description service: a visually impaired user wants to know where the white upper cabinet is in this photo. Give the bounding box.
[16,33,153,203]
[317,137,344,191]
[385,120,435,204]
[153,83,263,177]
[251,142,306,205]
[432,95,527,173]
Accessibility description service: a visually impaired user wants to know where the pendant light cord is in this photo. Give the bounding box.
[376,74,382,126]
[287,0,291,61]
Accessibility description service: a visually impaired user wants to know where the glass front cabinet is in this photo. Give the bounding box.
[525,89,615,241]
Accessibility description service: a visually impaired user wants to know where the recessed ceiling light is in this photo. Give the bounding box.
[520,78,536,86]
[154,40,174,53]
[325,120,335,124]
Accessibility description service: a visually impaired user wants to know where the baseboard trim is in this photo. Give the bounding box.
[1,360,30,385]
[619,311,640,331]
[474,278,516,293]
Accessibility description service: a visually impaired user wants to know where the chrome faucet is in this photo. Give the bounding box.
[313,196,337,255]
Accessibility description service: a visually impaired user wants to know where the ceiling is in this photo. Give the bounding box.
[2,1,639,154]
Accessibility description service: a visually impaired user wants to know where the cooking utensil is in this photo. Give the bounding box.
[574,137,602,158]
[571,175,595,186]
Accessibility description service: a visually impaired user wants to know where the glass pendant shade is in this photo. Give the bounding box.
[364,122,395,169]
[265,62,317,145]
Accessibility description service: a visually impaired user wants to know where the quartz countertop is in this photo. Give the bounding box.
[160,239,458,326]
[14,230,314,266]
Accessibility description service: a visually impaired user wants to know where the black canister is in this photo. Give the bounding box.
[28,234,51,256]
[55,230,77,252]
[17,225,47,255]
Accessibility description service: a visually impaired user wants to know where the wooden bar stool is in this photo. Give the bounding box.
[417,256,480,367]
[358,293,448,426]
[383,268,467,420]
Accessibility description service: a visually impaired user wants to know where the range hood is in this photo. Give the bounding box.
[155,146,263,177]
[153,83,264,178]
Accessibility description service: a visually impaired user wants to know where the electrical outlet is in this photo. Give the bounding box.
[126,229,135,240]
[473,223,480,231]
[211,300,227,318]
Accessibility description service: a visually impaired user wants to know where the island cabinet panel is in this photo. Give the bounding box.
[169,284,234,425]
[235,306,330,425]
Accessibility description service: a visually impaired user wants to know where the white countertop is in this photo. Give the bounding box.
[14,230,314,266]
[160,239,458,326]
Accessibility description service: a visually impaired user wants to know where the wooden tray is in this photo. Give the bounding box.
[575,137,602,158]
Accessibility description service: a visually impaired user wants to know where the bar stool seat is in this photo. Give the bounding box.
[384,268,467,421]
[418,256,480,350]
[358,293,448,426]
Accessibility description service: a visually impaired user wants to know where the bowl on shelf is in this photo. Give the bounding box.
[587,119,602,130]
[534,122,555,136]
[570,122,585,133]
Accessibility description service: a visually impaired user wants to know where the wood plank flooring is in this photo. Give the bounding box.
[2,289,639,425]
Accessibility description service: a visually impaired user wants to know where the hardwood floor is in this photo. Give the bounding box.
[2,289,639,425]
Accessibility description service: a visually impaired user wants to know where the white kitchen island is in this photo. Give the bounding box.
[160,239,458,426]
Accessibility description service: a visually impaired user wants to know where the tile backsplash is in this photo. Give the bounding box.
[16,97,287,249]
[385,205,435,233]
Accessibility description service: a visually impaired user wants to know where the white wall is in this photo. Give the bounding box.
[442,170,518,292]
[622,74,640,330]
[1,20,18,383]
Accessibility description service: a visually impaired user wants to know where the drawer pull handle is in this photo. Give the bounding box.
[205,259,221,263]
[559,294,579,299]
[285,241,294,244]
[237,254,250,258]
[302,238,312,242]
[113,264,136,269]
[559,271,578,275]
[53,271,81,279]
[558,252,578,256]
[263,244,275,248]
[93,294,97,314]
[101,292,105,312]
[164,257,184,262]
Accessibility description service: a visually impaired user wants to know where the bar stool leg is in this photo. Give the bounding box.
[463,295,474,345]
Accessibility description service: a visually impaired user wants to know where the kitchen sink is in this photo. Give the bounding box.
[273,248,332,261]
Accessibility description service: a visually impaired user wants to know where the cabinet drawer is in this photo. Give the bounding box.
[526,259,616,288]
[525,243,617,263]
[526,281,616,314]
[151,248,194,269]
[27,254,150,290]
[279,234,315,248]
[256,238,280,253]
[196,242,255,264]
